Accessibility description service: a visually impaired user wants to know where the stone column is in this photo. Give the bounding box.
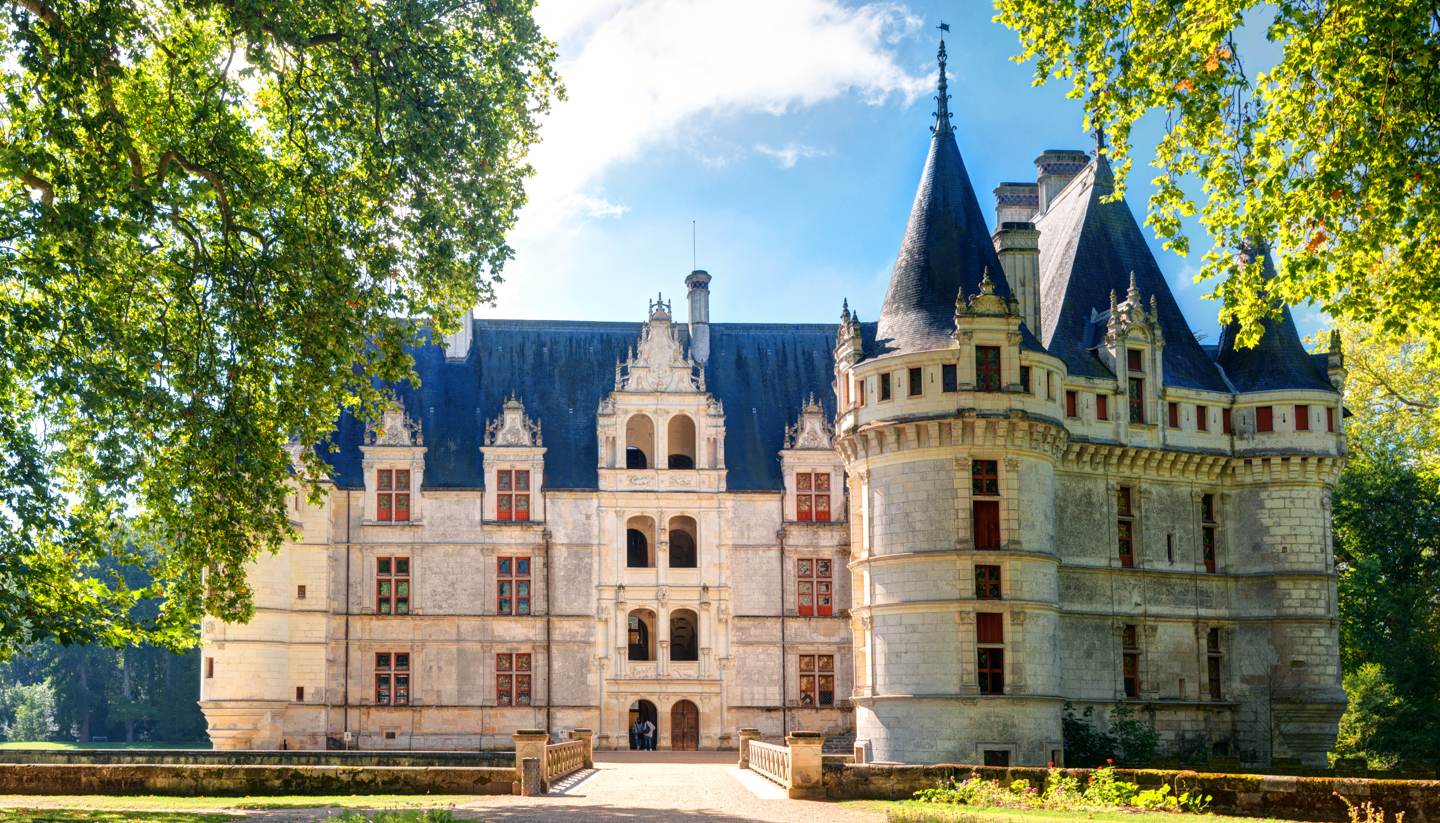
[513,729,549,795]
[737,727,760,768]
[570,727,594,768]
[786,731,825,799]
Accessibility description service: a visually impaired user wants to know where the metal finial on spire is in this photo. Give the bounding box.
[931,24,953,137]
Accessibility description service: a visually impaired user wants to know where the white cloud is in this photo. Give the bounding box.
[516,0,927,234]
[755,141,829,169]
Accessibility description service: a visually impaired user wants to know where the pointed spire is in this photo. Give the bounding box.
[1094,121,1106,156]
[1126,271,1141,303]
[931,29,953,137]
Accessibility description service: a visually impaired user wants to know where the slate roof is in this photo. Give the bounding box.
[1214,249,1334,392]
[1035,157,1231,392]
[323,319,844,492]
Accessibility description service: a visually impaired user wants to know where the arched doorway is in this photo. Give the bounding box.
[628,699,658,750]
[670,699,699,751]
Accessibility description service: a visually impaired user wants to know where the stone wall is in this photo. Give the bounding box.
[0,763,515,796]
[0,750,513,767]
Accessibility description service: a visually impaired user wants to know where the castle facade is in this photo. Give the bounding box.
[200,38,1346,767]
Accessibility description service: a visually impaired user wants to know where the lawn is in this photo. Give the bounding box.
[0,741,210,751]
[0,813,234,822]
[844,800,1297,823]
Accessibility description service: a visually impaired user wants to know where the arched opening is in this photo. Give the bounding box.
[628,699,658,750]
[669,609,699,661]
[670,699,699,751]
[627,609,656,661]
[626,515,655,568]
[668,515,698,569]
[667,414,696,469]
[625,414,655,469]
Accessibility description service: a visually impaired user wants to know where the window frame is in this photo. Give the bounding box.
[1197,404,1209,432]
[374,652,411,706]
[975,345,1002,392]
[797,558,834,617]
[1128,377,1145,423]
[976,613,1005,695]
[376,556,410,616]
[376,468,412,523]
[1256,405,1274,433]
[1096,394,1110,421]
[1222,407,1233,434]
[496,652,532,706]
[941,363,958,393]
[1206,628,1223,700]
[971,460,1002,550]
[1327,406,1336,433]
[495,468,531,522]
[1168,401,1180,429]
[1065,390,1078,418]
[1116,487,1135,568]
[1020,365,1032,394]
[907,366,923,397]
[975,564,1002,600]
[1201,494,1218,574]
[1295,404,1310,431]
[497,556,532,615]
[879,372,892,402]
[1122,624,1140,699]
[795,471,832,523]
[798,654,836,707]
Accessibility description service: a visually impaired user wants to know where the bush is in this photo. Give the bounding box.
[2,680,57,742]
[1061,701,1160,767]
[911,765,1209,815]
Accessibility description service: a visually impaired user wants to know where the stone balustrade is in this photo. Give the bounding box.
[736,728,825,799]
[512,728,594,796]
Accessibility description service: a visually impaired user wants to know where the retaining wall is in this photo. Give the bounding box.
[0,763,514,796]
[822,764,1440,822]
[0,749,514,768]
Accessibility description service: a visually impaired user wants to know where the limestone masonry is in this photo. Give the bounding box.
[202,36,1347,767]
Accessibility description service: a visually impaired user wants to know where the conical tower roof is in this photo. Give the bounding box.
[875,36,1011,356]
[1215,247,1334,392]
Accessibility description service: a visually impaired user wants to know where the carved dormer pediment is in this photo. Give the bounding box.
[485,394,543,447]
[784,394,835,450]
[616,293,705,393]
[368,399,422,446]
[1105,272,1164,348]
[955,268,1019,324]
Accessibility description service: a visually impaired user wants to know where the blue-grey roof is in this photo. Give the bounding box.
[1035,158,1230,392]
[1214,249,1334,392]
[323,319,841,492]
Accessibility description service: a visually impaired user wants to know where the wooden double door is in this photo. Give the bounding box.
[670,699,699,750]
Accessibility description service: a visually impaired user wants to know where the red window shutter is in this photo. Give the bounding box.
[1295,404,1310,431]
[395,493,410,522]
[1256,405,1273,432]
[973,500,1001,549]
[378,493,392,522]
[1066,391,1078,418]
[1096,394,1109,421]
[497,494,512,521]
[1327,406,1336,433]
[1127,348,1142,372]
[817,579,832,616]
[1197,405,1209,431]
[976,612,1004,644]
[797,493,812,522]
[816,494,830,522]
[515,494,530,520]
[1168,402,1179,429]
[1222,408,1233,434]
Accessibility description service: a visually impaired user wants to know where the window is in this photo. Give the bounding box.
[1295,404,1310,431]
[797,558,834,616]
[374,652,410,705]
[1116,487,1135,568]
[297,585,307,600]
[495,469,530,522]
[205,658,214,679]
[976,346,1002,392]
[880,372,892,401]
[496,653,531,706]
[376,468,411,522]
[1020,366,1032,393]
[908,367,923,397]
[799,654,835,706]
[1222,407,1233,434]
[1168,402,1180,429]
[1207,628,1223,700]
[1327,406,1336,433]
[497,557,531,615]
[942,363,958,393]
[376,556,410,615]
[1128,378,1145,423]
[983,750,1011,767]
[1256,405,1274,432]
[1065,390,1078,418]
[1122,624,1140,699]
[975,564,1001,600]
[972,460,1001,550]
[977,613,1004,695]
[1096,394,1110,421]
[1201,494,1217,574]
[857,377,866,406]
[1127,348,1143,372]
[1166,533,1175,564]
[796,472,832,522]
[296,686,305,702]
[1197,405,1209,432]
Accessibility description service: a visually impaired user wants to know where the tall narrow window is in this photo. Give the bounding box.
[375,652,410,705]
[1222,407,1233,434]
[1020,366,1032,394]
[497,556,531,615]
[495,469,530,522]
[796,472,831,522]
[976,346,1002,392]
[496,653,532,706]
[797,558,833,616]
[1116,487,1135,568]
[908,367,923,397]
[1201,494,1218,574]
[1096,394,1110,421]
[799,654,835,706]
[376,556,410,615]
[972,460,1002,550]
[879,372,892,401]
[942,364,958,393]
[1128,378,1145,423]
[975,564,1002,600]
[1295,404,1310,431]
[977,613,1004,695]
[1065,390,1078,418]
[1168,402,1180,429]
[205,658,214,679]
[857,377,866,406]
[1122,624,1140,699]
[1327,406,1336,433]
[376,469,411,522]
[1256,405,1274,433]
[1197,405,1209,432]
[1207,628,1223,700]
[1127,348,1143,372]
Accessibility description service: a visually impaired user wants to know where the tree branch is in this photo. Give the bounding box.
[9,0,59,27]
[155,151,234,233]
[21,171,54,207]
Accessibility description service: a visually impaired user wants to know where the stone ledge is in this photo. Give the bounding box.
[0,764,515,796]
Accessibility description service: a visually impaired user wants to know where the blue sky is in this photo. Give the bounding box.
[481,0,1319,345]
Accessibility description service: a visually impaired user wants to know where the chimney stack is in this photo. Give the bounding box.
[685,270,712,364]
[1034,149,1089,214]
[992,183,1042,335]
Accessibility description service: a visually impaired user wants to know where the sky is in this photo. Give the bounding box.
[478,0,1322,344]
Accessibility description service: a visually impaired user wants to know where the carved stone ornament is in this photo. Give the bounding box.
[1105,271,1165,348]
[955,268,1018,322]
[484,394,543,447]
[367,399,422,446]
[784,393,835,450]
[615,295,706,393]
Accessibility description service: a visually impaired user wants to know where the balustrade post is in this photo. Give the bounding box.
[737,727,760,769]
[570,727,595,768]
[513,729,550,795]
[786,731,825,800]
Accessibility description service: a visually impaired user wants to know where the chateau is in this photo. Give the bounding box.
[201,38,1347,767]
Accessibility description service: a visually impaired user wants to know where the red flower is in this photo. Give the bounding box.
[1048,761,1055,768]
[1106,758,1114,765]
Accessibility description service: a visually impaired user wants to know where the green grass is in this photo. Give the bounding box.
[844,800,1298,823]
[0,813,234,822]
[0,741,210,751]
[0,795,478,813]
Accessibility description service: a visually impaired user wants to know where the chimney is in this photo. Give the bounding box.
[443,314,473,360]
[992,183,1042,335]
[685,270,712,364]
[1034,149,1089,214]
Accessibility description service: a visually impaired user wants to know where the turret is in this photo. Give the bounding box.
[1034,150,1088,215]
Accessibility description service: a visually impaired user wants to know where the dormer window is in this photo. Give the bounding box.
[496,469,530,522]
[1126,349,1145,423]
[376,469,411,522]
[797,472,831,522]
[976,346,1001,391]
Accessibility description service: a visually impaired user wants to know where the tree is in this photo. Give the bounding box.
[1321,317,1440,472]
[0,0,560,655]
[995,2,1439,360]
[2,680,58,742]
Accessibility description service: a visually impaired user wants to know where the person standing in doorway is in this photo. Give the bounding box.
[641,717,656,750]
[630,719,641,750]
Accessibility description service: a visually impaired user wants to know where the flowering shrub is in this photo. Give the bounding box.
[913,765,1212,814]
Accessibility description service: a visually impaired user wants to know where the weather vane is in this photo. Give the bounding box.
[938,20,950,36]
